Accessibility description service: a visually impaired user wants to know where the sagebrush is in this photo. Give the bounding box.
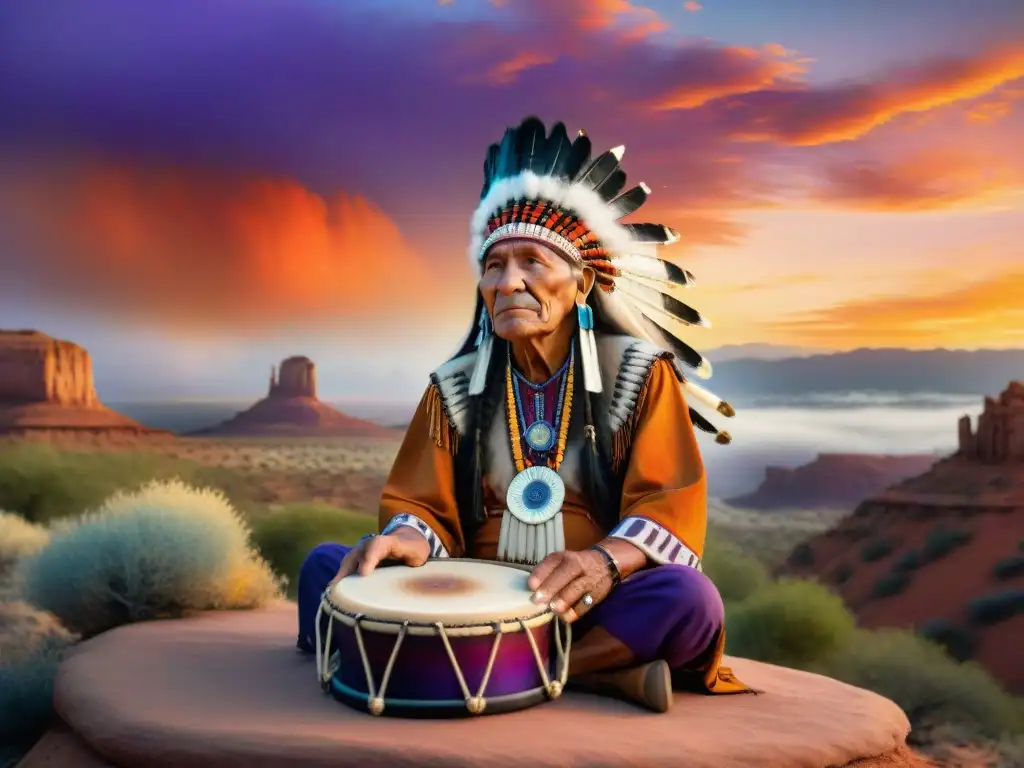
[725,578,855,668]
[818,629,1024,740]
[0,601,78,747]
[250,503,376,597]
[16,479,282,637]
[0,512,49,586]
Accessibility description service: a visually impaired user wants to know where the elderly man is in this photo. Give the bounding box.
[297,117,750,712]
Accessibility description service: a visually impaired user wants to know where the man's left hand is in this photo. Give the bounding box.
[527,549,614,623]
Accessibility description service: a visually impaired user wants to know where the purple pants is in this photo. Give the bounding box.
[296,543,723,672]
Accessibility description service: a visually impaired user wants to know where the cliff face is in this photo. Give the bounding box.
[268,356,317,399]
[0,330,164,435]
[195,355,395,438]
[727,453,937,510]
[958,380,1024,462]
[781,381,1024,694]
[0,330,98,407]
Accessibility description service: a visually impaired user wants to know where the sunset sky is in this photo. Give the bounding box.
[0,0,1021,402]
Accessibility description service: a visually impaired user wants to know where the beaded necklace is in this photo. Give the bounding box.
[505,347,574,473]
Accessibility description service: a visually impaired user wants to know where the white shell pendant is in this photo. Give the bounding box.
[505,466,565,525]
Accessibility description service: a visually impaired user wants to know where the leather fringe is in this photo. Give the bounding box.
[425,383,460,455]
[610,373,652,473]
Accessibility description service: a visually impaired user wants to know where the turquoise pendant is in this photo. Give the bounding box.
[523,420,556,452]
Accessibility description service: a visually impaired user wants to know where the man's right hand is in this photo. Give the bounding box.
[330,528,432,586]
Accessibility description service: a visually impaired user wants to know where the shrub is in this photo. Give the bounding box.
[872,570,911,598]
[725,578,856,669]
[818,628,1024,740]
[860,538,893,562]
[832,563,853,585]
[918,619,975,663]
[0,512,49,581]
[0,601,78,746]
[16,480,282,637]
[968,589,1024,626]
[786,542,814,568]
[993,555,1024,581]
[250,503,376,597]
[892,549,920,572]
[920,527,972,563]
[0,444,252,525]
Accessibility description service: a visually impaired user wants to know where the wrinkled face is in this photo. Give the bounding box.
[479,239,580,342]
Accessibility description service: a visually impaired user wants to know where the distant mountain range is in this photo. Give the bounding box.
[705,343,829,362]
[707,347,1024,399]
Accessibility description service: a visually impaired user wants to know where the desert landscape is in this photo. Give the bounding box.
[2,330,1023,768]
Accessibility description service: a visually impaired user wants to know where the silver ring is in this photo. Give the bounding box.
[581,593,594,607]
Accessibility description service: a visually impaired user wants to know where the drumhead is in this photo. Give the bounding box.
[329,559,547,625]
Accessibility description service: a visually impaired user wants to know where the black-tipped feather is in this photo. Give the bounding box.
[652,291,705,327]
[554,133,592,181]
[481,144,500,198]
[688,407,719,435]
[577,147,623,191]
[596,168,627,201]
[609,184,650,218]
[624,222,678,244]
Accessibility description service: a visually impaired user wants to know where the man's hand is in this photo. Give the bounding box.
[527,549,614,623]
[329,528,431,586]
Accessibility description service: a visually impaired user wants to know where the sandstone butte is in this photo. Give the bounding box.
[782,380,1024,693]
[192,356,397,438]
[19,603,928,768]
[728,453,939,511]
[0,330,167,437]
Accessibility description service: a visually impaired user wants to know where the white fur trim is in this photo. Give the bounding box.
[468,171,637,273]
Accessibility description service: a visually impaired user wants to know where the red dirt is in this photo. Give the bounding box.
[782,467,1024,693]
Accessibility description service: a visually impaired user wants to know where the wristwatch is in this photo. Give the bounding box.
[589,544,622,587]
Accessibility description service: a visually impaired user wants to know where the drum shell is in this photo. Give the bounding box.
[333,620,554,702]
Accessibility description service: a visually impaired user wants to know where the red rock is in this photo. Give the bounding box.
[38,603,917,768]
[728,453,937,510]
[958,380,1024,462]
[781,381,1024,693]
[194,356,396,438]
[271,356,317,399]
[0,330,167,436]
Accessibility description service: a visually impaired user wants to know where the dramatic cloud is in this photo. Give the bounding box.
[0,0,1021,353]
[715,45,1024,146]
[813,148,1023,210]
[0,156,444,332]
[768,268,1024,347]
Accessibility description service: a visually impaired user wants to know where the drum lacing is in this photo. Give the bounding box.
[435,621,502,715]
[352,614,409,716]
[314,592,335,690]
[520,617,572,700]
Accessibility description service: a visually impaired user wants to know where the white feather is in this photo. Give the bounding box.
[614,279,710,329]
[617,273,703,314]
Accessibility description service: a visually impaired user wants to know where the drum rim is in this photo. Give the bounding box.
[322,558,552,629]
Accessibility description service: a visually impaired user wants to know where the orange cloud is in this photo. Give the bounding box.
[767,268,1024,348]
[683,1,702,12]
[725,45,1024,146]
[650,44,809,110]
[574,0,667,38]
[813,148,1022,211]
[0,157,442,333]
[477,51,559,85]
[965,86,1024,124]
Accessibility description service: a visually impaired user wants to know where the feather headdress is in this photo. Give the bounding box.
[458,116,734,444]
